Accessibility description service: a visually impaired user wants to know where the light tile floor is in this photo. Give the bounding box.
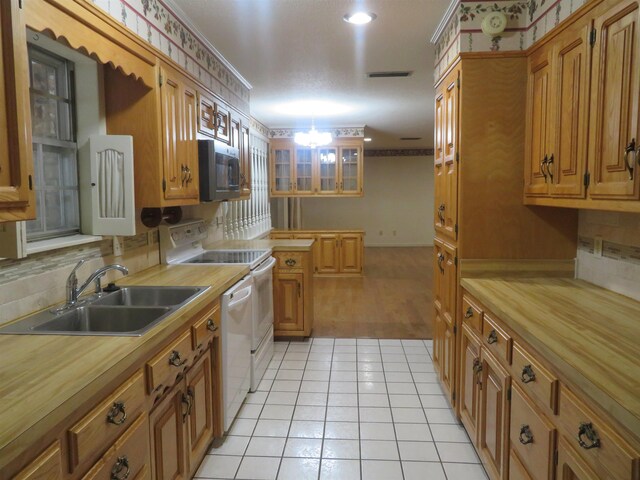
[195,338,488,480]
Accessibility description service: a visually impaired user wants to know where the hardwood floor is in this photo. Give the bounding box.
[312,246,433,339]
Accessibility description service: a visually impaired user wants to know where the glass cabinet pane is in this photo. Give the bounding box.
[318,148,337,192]
[274,149,292,192]
[341,148,359,192]
[295,148,313,192]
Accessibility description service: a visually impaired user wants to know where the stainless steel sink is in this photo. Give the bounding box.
[0,285,209,336]
[92,286,202,307]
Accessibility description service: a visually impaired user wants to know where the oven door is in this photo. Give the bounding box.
[250,256,276,350]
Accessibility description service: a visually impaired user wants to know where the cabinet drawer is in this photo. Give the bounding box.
[82,414,151,480]
[146,330,193,394]
[557,386,640,480]
[510,385,556,480]
[275,252,304,271]
[14,442,63,480]
[192,302,220,353]
[69,370,146,472]
[509,449,533,480]
[482,314,512,365]
[461,295,483,334]
[511,342,558,414]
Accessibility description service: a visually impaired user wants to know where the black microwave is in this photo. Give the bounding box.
[198,139,240,202]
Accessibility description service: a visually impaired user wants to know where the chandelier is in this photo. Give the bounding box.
[294,127,332,148]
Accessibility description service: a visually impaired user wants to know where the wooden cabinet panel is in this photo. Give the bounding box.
[509,385,556,480]
[588,0,640,200]
[441,310,455,404]
[197,92,216,137]
[146,330,193,395]
[525,48,553,197]
[557,386,640,480]
[510,342,558,415]
[460,323,481,443]
[273,272,304,332]
[556,436,600,480]
[0,0,35,222]
[339,234,362,273]
[317,147,338,194]
[549,20,591,198]
[185,351,214,477]
[82,415,151,480]
[240,122,251,198]
[442,74,459,242]
[482,314,512,366]
[295,147,314,194]
[271,142,294,195]
[509,449,534,480]
[191,302,220,353]
[433,307,443,372]
[69,370,146,472]
[14,442,63,480]
[149,388,188,480]
[213,103,230,144]
[434,90,445,234]
[274,251,304,272]
[479,348,511,480]
[317,235,340,274]
[339,146,362,194]
[462,295,483,335]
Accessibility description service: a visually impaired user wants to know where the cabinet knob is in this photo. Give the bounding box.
[207,318,218,332]
[487,330,498,344]
[540,155,549,183]
[110,455,130,480]
[519,425,534,445]
[521,364,536,383]
[546,154,554,183]
[181,388,194,423]
[577,422,601,450]
[168,350,187,367]
[106,401,127,426]
[464,307,473,319]
[285,258,297,267]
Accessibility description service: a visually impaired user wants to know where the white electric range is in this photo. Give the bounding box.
[160,220,275,430]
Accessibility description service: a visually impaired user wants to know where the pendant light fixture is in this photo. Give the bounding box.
[294,122,332,148]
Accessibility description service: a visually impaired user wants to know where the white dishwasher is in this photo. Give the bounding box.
[220,275,253,432]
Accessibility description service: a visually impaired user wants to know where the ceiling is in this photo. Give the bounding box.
[170,0,450,149]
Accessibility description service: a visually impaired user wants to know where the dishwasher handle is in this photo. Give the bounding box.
[253,256,276,276]
[228,285,252,309]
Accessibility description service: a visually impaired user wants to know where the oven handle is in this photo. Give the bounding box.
[228,286,252,309]
[252,256,276,276]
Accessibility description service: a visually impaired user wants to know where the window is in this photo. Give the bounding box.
[26,45,79,241]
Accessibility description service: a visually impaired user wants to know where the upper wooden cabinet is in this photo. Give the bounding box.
[269,139,364,197]
[0,0,35,222]
[525,0,640,210]
[197,91,230,145]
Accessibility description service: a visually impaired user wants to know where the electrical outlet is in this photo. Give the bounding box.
[113,236,123,256]
[594,235,603,257]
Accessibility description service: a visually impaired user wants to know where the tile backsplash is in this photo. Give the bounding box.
[576,210,640,301]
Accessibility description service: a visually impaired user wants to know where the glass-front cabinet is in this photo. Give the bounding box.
[269,139,363,197]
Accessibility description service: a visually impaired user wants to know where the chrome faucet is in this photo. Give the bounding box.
[66,259,129,306]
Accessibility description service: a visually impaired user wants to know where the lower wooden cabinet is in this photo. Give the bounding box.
[14,442,63,480]
[273,250,314,337]
[185,351,214,477]
[460,323,481,443]
[556,436,600,480]
[149,387,188,480]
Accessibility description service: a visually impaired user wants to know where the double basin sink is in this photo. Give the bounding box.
[0,286,208,336]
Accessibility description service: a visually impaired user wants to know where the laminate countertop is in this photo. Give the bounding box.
[461,277,640,437]
[0,264,247,471]
[204,239,315,251]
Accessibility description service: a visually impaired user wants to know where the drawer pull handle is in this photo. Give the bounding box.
[624,138,636,180]
[521,364,536,383]
[110,455,130,480]
[464,307,473,319]
[182,388,194,423]
[285,258,297,267]
[207,318,218,332]
[578,422,601,449]
[519,425,534,445]
[169,350,187,367]
[487,330,498,344]
[473,358,483,386]
[106,401,127,425]
[437,253,445,274]
[437,203,445,223]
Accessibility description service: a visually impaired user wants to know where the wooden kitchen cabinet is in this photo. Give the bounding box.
[239,122,251,199]
[339,232,362,273]
[269,139,364,197]
[197,91,231,145]
[149,387,188,480]
[273,250,314,337]
[0,0,35,222]
[13,442,63,480]
[316,234,340,274]
[556,436,600,480]
[185,350,214,478]
[460,323,481,444]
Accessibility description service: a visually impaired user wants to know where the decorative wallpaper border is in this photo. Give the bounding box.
[250,117,270,140]
[269,127,365,139]
[89,0,251,113]
[365,149,434,157]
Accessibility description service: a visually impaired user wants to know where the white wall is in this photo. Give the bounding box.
[299,155,434,247]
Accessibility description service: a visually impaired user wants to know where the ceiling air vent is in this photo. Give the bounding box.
[400,137,422,141]
[366,71,413,78]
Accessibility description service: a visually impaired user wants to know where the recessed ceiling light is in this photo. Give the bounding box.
[343,12,377,25]
[364,137,372,142]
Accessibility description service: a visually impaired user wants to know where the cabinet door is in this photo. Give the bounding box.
[434,238,456,404]
[316,234,339,274]
[240,122,251,198]
[442,75,459,242]
[460,324,481,444]
[339,234,362,273]
[549,20,591,198]
[181,85,199,199]
[434,91,445,234]
[273,272,304,332]
[149,388,188,480]
[214,103,230,144]
[0,0,35,222]
[339,146,362,195]
[270,145,294,195]
[186,351,214,477]
[525,47,553,196]
[441,308,455,404]
[295,147,313,194]
[588,0,640,200]
[317,147,338,194]
[433,239,445,313]
[198,92,216,137]
[14,442,63,480]
[556,436,599,480]
[433,307,443,372]
[479,348,511,480]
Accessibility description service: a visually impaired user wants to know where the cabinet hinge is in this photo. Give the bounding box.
[162,178,166,192]
[28,174,32,190]
[590,28,596,47]
[456,76,460,88]
[507,387,512,402]
[453,325,457,335]
[159,73,163,86]
[454,224,458,235]
[554,449,559,466]
[583,172,590,188]
[455,151,460,162]
[454,256,458,266]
